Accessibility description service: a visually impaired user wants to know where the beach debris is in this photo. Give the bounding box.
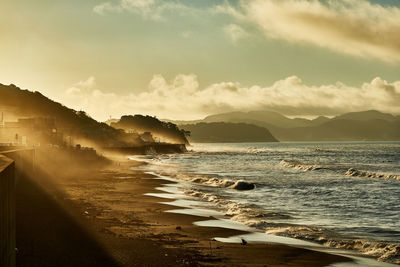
[241,238,247,245]
[84,211,89,215]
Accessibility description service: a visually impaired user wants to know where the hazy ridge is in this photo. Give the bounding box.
[172,110,400,141]
[180,122,278,143]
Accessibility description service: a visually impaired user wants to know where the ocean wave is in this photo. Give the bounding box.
[280,160,325,171]
[266,226,400,264]
[190,144,273,154]
[345,168,400,181]
[246,147,271,154]
[185,187,400,264]
[326,240,400,264]
[184,189,289,222]
[170,173,256,191]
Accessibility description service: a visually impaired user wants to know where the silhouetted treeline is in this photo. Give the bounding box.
[111,115,189,144]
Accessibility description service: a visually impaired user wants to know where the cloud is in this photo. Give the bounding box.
[60,74,400,121]
[93,0,190,19]
[216,0,400,63]
[93,2,123,15]
[223,24,248,43]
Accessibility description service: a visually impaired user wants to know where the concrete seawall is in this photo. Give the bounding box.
[0,149,35,267]
[0,154,16,267]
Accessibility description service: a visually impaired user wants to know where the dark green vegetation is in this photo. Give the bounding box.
[175,110,400,141]
[110,115,189,144]
[180,122,278,143]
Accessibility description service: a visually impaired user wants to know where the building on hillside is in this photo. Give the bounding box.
[0,116,63,147]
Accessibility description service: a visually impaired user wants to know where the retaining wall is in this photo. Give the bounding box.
[0,149,35,267]
[0,154,15,267]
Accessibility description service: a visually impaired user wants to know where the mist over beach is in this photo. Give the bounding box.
[1,0,400,266]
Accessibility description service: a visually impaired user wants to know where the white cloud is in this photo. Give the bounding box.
[93,0,190,20]
[61,74,400,121]
[223,24,248,43]
[93,2,123,15]
[216,0,400,63]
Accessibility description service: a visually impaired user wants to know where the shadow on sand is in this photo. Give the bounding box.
[15,169,120,267]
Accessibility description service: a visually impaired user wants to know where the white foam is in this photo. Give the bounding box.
[280,160,325,171]
[165,208,223,217]
[266,226,400,264]
[214,232,319,247]
[345,168,400,181]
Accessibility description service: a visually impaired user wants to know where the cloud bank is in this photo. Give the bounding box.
[61,74,400,121]
[217,0,400,63]
[224,24,249,43]
[93,0,400,62]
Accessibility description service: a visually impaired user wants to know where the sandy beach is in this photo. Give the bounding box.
[15,151,351,266]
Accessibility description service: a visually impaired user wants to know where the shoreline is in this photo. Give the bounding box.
[58,154,352,266]
[148,142,400,266]
[15,150,353,266]
[146,168,400,267]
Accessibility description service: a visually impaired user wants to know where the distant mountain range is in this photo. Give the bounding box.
[180,122,278,143]
[171,110,400,141]
[2,82,398,144]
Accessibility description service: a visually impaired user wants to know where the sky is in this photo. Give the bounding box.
[1,0,399,120]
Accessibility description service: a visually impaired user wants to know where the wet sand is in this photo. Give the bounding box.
[16,152,352,266]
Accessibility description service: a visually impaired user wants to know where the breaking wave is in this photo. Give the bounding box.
[166,172,256,191]
[184,189,290,222]
[346,168,400,181]
[280,160,325,171]
[185,188,400,264]
[266,226,400,264]
[246,147,271,154]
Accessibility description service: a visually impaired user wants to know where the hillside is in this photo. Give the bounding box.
[202,110,328,128]
[172,110,330,129]
[111,115,189,144]
[333,110,398,122]
[272,119,400,141]
[173,110,400,141]
[180,122,278,143]
[0,83,143,147]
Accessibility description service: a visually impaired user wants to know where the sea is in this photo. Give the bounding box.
[133,142,400,265]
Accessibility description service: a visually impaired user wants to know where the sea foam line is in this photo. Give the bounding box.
[345,168,400,181]
[280,160,325,171]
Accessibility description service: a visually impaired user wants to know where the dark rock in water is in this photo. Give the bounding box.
[231,181,255,190]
